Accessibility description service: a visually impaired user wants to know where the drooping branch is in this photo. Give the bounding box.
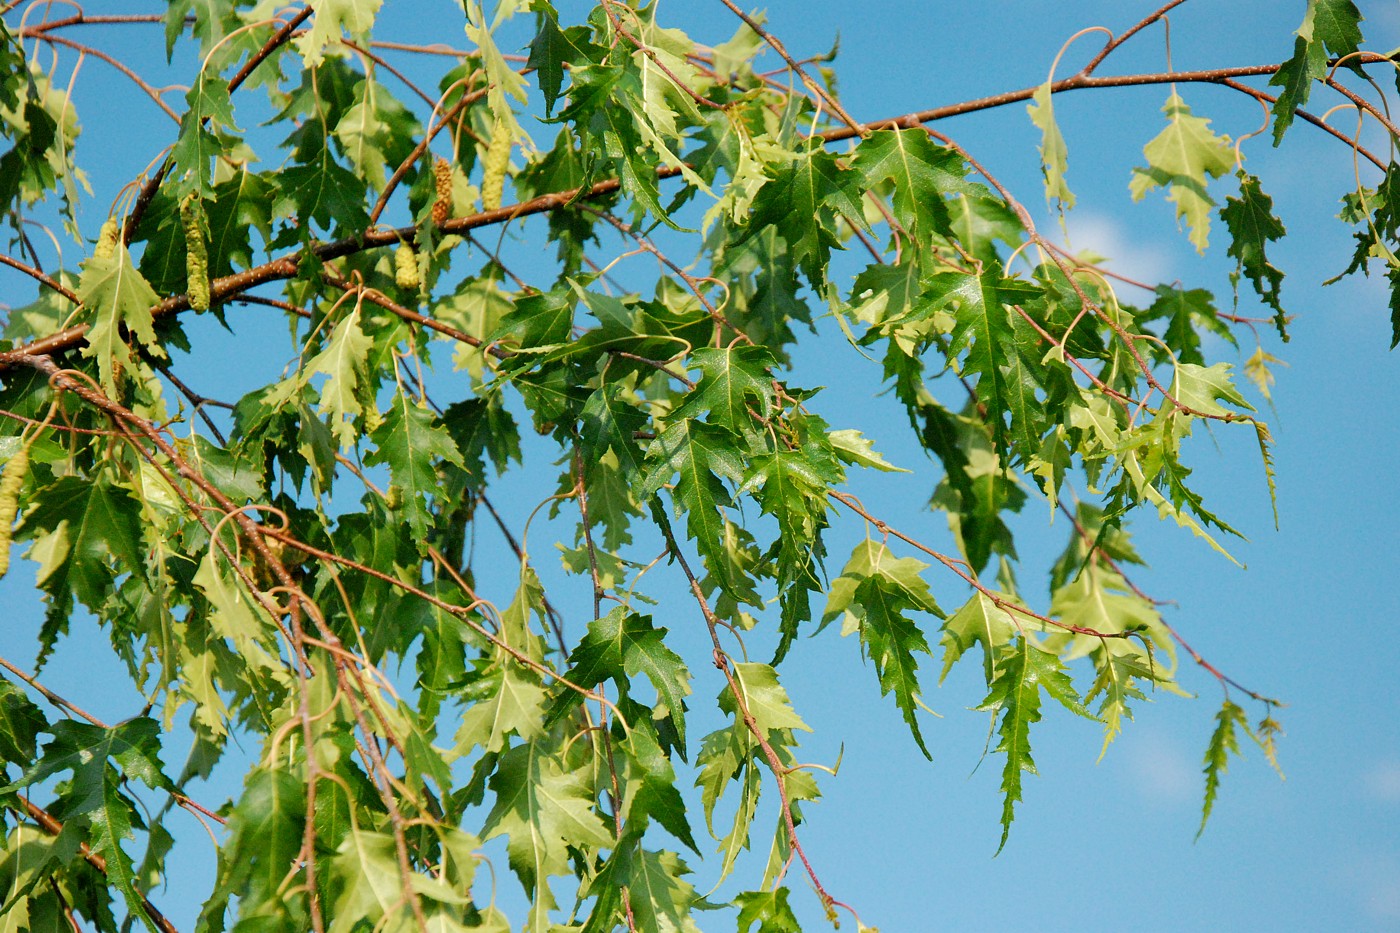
[16,797,182,933]
[4,48,1383,374]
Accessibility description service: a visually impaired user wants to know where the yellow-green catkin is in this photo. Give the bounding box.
[432,157,453,226]
[481,118,511,211]
[180,195,210,311]
[94,219,119,260]
[0,447,30,578]
[394,242,420,290]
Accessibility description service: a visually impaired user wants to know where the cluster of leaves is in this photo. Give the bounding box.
[0,0,1384,930]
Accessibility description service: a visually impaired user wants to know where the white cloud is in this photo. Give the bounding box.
[1363,758,1400,803]
[1123,731,1196,804]
[1036,210,1175,291]
[1356,854,1400,922]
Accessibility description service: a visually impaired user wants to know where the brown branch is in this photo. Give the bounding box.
[6,50,1380,373]
[29,34,181,123]
[652,509,841,914]
[17,14,167,35]
[828,492,1129,640]
[18,797,181,933]
[123,7,309,246]
[227,6,312,94]
[716,0,865,136]
[368,84,488,226]
[1079,0,1193,77]
[231,293,312,318]
[0,655,106,726]
[1218,78,1385,171]
[0,252,79,304]
[320,273,504,355]
[817,65,1281,142]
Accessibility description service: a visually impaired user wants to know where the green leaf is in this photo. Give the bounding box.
[976,639,1044,852]
[672,346,778,436]
[199,765,307,932]
[736,888,801,933]
[1129,93,1234,252]
[852,128,975,245]
[6,719,173,933]
[1139,285,1234,367]
[622,847,703,933]
[15,475,146,643]
[1389,267,1400,350]
[192,543,293,694]
[304,307,374,450]
[77,247,165,396]
[295,0,383,67]
[463,4,529,119]
[488,286,575,351]
[555,608,691,746]
[274,149,371,234]
[0,681,45,769]
[623,726,698,852]
[940,592,1016,685]
[640,419,746,591]
[169,73,238,198]
[327,828,413,933]
[937,268,1044,455]
[740,437,841,661]
[527,8,571,116]
[827,428,909,473]
[1170,362,1253,418]
[206,169,273,280]
[482,743,614,931]
[1269,0,1363,144]
[723,663,810,738]
[558,64,684,229]
[1027,80,1074,209]
[335,76,417,193]
[365,391,465,539]
[693,722,757,871]
[822,539,941,756]
[740,148,867,288]
[1222,172,1288,339]
[453,665,548,755]
[1198,699,1247,837]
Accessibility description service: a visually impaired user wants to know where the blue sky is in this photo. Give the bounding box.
[2,1,1399,930]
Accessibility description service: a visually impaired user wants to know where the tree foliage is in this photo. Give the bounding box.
[0,1,1388,930]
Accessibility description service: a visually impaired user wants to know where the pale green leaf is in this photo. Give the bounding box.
[1129,93,1234,252]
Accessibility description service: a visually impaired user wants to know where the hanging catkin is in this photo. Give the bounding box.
[395,243,420,290]
[0,447,30,578]
[481,118,511,211]
[432,157,453,225]
[180,195,210,311]
[94,219,119,260]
